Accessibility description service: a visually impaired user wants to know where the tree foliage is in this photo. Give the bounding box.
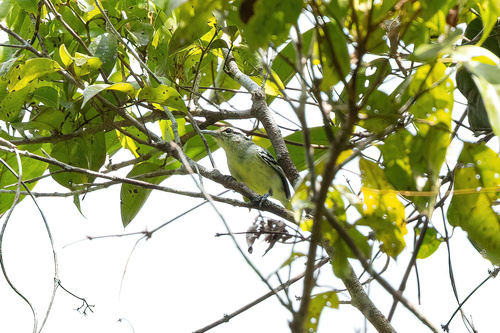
[0,0,499,332]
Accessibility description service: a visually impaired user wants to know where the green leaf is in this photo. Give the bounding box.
[8,58,61,92]
[232,45,261,75]
[159,117,187,142]
[411,29,463,62]
[73,193,85,217]
[453,45,500,141]
[271,27,314,87]
[317,21,350,90]
[49,141,89,188]
[306,291,339,332]
[325,188,347,223]
[280,252,306,269]
[331,238,350,278]
[358,158,406,257]
[33,86,60,109]
[256,126,332,173]
[82,83,135,108]
[121,162,167,227]
[105,130,122,158]
[238,0,303,50]
[409,124,450,180]
[470,70,500,138]
[73,52,103,76]
[128,22,155,47]
[89,33,118,77]
[0,56,20,77]
[407,63,453,129]
[419,0,452,20]
[207,69,241,104]
[183,125,219,161]
[138,85,188,113]
[16,0,38,14]
[456,66,491,132]
[59,44,103,76]
[327,0,349,21]
[477,0,500,47]
[250,68,285,96]
[345,58,396,132]
[448,144,500,265]
[380,125,449,210]
[416,227,442,259]
[168,0,216,56]
[152,0,187,14]
[29,106,66,132]
[359,91,400,132]
[458,143,500,201]
[0,0,15,20]
[0,78,30,122]
[59,44,73,68]
[386,63,453,197]
[463,18,500,56]
[114,127,214,224]
[345,227,372,259]
[49,133,106,190]
[379,130,415,192]
[0,144,49,214]
[116,125,155,158]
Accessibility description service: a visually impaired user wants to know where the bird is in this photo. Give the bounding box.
[200,126,291,208]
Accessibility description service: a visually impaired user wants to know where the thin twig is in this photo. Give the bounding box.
[0,155,38,333]
[192,257,330,333]
[323,210,440,332]
[442,268,500,332]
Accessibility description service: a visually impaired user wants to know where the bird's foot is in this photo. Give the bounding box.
[257,193,269,210]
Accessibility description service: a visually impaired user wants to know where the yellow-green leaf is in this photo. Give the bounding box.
[138,85,188,113]
[477,0,500,47]
[416,227,442,259]
[306,291,339,332]
[82,83,135,107]
[251,68,285,97]
[0,144,49,214]
[73,52,102,76]
[59,44,73,68]
[8,58,61,92]
[358,158,406,257]
[448,165,500,265]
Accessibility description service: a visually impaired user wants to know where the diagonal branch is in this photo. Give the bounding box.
[193,257,330,333]
[222,49,301,187]
[323,210,440,332]
[0,146,293,221]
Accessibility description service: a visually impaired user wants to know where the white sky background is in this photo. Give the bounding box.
[1,91,500,333]
[1,13,500,333]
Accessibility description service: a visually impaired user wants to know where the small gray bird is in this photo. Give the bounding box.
[200,126,291,207]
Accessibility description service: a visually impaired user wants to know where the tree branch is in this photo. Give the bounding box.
[193,257,330,333]
[222,49,301,187]
[342,264,397,333]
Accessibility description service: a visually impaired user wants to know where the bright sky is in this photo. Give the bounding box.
[1,158,499,333]
[1,92,499,333]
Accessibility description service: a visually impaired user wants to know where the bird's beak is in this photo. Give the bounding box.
[199,129,220,137]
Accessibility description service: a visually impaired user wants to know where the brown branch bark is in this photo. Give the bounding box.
[222,49,301,187]
[342,265,397,333]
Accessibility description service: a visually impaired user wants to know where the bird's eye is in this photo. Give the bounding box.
[223,128,233,134]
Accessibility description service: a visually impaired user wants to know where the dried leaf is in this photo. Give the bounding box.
[246,223,259,254]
